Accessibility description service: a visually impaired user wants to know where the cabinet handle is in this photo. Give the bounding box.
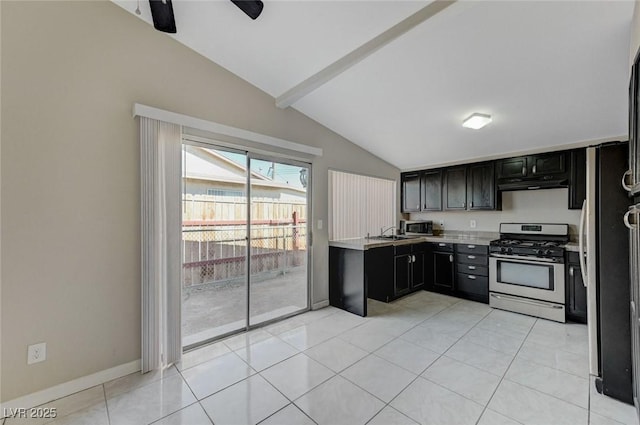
[438,243,446,247]
[467,245,476,249]
[468,265,476,270]
[449,255,453,263]
[408,256,412,264]
[467,255,476,260]
[569,266,574,277]
[468,275,476,280]
[470,201,473,208]
[412,255,416,262]
[417,204,420,210]
[631,300,636,315]
[622,170,633,192]
[522,165,527,176]
[532,164,537,174]
[463,202,466,208]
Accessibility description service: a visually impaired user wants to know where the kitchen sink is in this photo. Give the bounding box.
[368,235,420,241]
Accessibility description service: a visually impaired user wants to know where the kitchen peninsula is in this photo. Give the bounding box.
[329,232,496,316]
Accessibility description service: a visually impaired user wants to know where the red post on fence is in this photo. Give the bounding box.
[292,211,299,251]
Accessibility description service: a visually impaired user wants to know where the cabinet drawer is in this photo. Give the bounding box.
[456,244,489,255]
[456,253,488,266]
[456,273,489,296]
[456,263,488,277]
[395,244,412,256]
[431,242,454,252]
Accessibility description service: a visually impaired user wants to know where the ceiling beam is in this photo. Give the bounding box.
[275,0,457,109]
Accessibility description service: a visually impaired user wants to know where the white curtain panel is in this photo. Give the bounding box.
[328,170,396,240]
[140,117,182,373]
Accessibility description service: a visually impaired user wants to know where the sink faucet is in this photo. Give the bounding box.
[380,226,396,236]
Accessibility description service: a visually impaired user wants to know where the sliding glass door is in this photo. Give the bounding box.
[181,143,310,349]
[248,155,310,326]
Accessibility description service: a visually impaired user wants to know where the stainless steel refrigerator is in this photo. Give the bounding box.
[582,143,632,404]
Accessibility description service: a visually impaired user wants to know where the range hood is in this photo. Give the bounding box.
[498,178,568,192]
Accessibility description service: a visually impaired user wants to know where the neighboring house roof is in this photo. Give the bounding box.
[184,146,307,194]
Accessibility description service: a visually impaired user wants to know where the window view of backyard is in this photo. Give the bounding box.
[181,145,309,348]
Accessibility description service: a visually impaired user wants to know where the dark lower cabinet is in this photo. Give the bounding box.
[566,251,587,323]
[430,243,455,293]
[412,244,426,288]
[394,254,411,296]
[454,244,489,303]
[394,243,427,297]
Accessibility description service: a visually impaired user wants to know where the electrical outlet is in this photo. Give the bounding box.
[27,342,46,365]
[439,220,444,227]
[470,219,477,229]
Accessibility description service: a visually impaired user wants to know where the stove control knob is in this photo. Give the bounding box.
[535,249,543,256]
[506,247,513,255]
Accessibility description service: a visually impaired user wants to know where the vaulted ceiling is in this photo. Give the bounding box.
[114,1,635,170]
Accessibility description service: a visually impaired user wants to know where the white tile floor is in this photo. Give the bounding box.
[5,291,640,425]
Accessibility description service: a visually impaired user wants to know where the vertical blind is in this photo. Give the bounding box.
[329,170,396,240]
[140,117,182,373]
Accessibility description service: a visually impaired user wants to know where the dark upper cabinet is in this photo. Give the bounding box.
[569,149,587,209]
[444,167,467,210]
[496,156,529,180]
[401,173,421,213]
[531,152,566,176]
[467,162,496,210]
[421,170,443,211]
[496,152,568,189]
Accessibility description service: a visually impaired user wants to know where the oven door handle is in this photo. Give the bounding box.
[490,254,559,264]
[490,293,564,309]
[578,199,588,288]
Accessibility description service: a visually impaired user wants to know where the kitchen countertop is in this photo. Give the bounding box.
[564,242,580,252]
[330,232,582,253]
[329,231,497,251]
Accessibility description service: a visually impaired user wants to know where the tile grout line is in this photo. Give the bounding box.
[358,299,494,424]
[472,318,538,425]
[101,384,112,425]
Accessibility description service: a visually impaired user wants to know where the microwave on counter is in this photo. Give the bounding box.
[399,220,433,236]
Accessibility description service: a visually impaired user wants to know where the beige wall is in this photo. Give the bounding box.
[0,1,399,400]
[410,188,582,237]
[630,1,640,68]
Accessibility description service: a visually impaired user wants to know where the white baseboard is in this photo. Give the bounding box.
[1,359,141,412]
[312,300,330,310]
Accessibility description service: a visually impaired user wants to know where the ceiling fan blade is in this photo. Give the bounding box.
[230,0,264,20]
[149,0,177,33]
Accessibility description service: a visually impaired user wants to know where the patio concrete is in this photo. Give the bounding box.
[182,266,308,346]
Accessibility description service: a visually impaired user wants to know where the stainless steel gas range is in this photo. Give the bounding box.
[489,223,569,322]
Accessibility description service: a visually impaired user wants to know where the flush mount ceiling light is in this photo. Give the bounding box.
[462,113,492,130]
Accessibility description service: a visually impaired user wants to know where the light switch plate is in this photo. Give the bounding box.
[317,219,323,230]
[470,219,477,229]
